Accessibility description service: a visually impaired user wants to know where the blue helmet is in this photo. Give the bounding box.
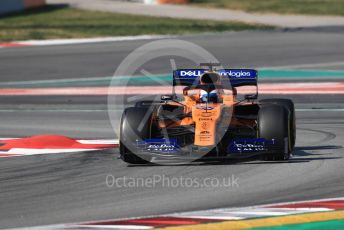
[200,89,219,103]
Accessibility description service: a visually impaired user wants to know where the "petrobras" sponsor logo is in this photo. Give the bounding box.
[227,138,273,154]
[136,139,180,154]
[219,70,253,78]
[147,144,177,152]
[179,70,203,77]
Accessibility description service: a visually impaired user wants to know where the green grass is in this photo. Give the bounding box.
[0,6,270,42]
[190,0,344,16]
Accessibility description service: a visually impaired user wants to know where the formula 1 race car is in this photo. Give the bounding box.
[120,63,295,164]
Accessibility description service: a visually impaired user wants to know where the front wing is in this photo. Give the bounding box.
[135,138,286,160]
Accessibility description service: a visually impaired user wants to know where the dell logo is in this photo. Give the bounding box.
[180,70,203,77]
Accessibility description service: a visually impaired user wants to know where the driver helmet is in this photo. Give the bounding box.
[200,89,219,103]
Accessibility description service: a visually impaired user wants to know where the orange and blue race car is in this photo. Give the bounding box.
[120,63,296,164]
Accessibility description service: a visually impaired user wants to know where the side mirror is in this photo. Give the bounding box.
[161,95,173,101]
[245,94,258,100]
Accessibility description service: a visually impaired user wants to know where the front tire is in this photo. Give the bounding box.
[258,105,291,161]
[260,98,296,149]
[120,107,154,164]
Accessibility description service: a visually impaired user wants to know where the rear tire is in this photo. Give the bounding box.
[258,105,291,161]
[120,107,154,164]
[260,98,296,149]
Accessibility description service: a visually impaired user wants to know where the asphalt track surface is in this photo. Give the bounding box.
[0,30,344,229]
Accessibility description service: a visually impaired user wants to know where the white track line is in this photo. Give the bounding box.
[0,138,19,140]
[0,138,118,144]
[77,139,119,145]
[6,148,98,155]
[5,35,172,47]
[170,207,332,221]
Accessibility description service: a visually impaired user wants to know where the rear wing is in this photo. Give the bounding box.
[173,69,258,87]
